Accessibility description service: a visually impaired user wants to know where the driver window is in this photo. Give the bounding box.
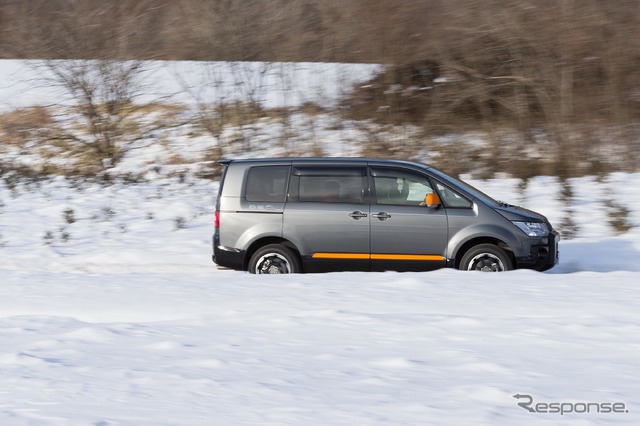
[372,168,434,206]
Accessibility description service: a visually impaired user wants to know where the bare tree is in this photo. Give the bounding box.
[37,59,149,170]
[179,61,279,158]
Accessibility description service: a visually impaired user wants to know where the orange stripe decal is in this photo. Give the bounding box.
[371,254,445,261]
[312,253,444,261]
[312,253,370,260]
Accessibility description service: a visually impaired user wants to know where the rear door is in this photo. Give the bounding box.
[369,166,448,271]
[283,164,370,272]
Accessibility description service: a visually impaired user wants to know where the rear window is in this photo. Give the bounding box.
[245,166,290,202]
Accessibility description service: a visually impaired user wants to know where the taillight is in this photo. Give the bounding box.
[215,210,220,228]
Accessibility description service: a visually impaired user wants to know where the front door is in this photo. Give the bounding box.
[369,167,448,271]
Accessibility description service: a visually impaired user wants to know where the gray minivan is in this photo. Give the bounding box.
[212,158,559,274]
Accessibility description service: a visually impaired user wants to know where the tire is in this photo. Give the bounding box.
[459,244,513,272]
[248,244,301,274]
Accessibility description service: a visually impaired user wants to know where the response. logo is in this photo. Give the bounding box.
[513,394,629,415]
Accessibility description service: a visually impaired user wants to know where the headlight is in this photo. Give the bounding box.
[513,221,549,237]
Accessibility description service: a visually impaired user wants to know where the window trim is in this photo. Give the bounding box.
[292,166,366,177]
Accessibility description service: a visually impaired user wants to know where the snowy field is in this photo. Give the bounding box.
[1,174,639,426]
[1,60,640,425]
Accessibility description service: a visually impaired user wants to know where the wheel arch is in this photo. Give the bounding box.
[243,237,302,271]
[453,237,516,269]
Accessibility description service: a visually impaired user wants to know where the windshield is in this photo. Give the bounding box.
[426,166,500,206]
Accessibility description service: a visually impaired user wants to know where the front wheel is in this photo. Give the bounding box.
[460,244,513,272]
[249,244,301,274]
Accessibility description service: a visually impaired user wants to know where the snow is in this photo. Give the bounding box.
[0,60,382,112]
[2,269,640,425]
[1,59,640,425]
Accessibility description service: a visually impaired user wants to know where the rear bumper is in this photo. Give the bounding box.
[212,233,245,271]
[516,231,560,271]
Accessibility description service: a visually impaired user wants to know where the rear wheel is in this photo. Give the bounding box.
[460,244,513,272]
[249,244,301,274]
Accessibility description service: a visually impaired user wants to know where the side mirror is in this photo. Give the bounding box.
[425,193,441,209]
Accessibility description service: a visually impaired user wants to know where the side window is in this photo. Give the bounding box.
[245,166,290,202]
[371,168,434,206]
[294,167,365,204]
[435,182,472,208]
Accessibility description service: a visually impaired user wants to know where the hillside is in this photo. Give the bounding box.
[2,1,640,179]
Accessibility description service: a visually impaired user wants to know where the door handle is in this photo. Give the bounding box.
[349,210,368,220]
[372,212,391,220]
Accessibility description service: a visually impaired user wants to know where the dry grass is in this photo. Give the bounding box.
[0,107,54,145]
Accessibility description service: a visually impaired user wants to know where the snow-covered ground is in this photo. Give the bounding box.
[1,60,640,425]
[2,268,639,426]
[1,174,639,426]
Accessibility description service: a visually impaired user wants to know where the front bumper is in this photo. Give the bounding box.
[517,230,560,271]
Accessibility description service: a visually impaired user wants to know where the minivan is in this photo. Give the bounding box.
[212,158,559,274]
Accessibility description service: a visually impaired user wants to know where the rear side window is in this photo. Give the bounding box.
[245,166,290,202]
[293,166,366,204]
